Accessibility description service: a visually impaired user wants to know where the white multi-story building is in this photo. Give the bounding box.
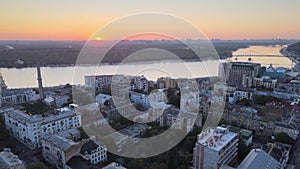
[193,126,238,169]
[0,148,26,169]
[234,87,254,101]
[85,75,113,93]
[254,76,277,89]
[5,109,81,148]
[1,88,38,105]
[80,140,107,164]
[132,76,149,93]
[130,91,150,108]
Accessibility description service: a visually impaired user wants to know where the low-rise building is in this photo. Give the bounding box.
[237,149,282,169]
[103,162,127,169]
[240,129,253,146]
[108,123,150,152]
[96,93,112,106]
[42,135,89,169]
[44,96,55,107]
[130,91,150,108]
[0,148,26,169]
[254,76,277,89]
[234,87,254,101]
[1,88,38,105]
[55,95,70,108]
[80,140,107,164]
[66,156,90,169]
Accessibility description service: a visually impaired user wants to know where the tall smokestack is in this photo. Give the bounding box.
[37,66,45,100]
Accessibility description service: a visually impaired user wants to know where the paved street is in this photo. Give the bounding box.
[290,137,300,168]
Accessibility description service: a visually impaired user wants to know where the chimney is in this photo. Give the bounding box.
[37,66,45,100]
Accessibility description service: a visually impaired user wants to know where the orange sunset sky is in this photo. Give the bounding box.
[0,0,300,40]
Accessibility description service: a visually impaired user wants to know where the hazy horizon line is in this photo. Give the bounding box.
[0,39,299,41]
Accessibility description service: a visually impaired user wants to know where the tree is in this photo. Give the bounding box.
[238,140,250,163]
[28,162,48,169]
[275,132,293,144]
[238,98,251,106]
[127,159,145,169]
[135,103,145,111]
[167,88,174,98]
[254,95,282,105]
[169,95,180,108]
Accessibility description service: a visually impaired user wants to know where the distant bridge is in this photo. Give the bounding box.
[233,50,283,57]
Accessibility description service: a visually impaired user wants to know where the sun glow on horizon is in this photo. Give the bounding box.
[1,0,300,40]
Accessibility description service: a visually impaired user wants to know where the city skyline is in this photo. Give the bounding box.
[1,0,300,40]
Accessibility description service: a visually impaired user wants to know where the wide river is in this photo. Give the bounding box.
[0,45,295,89]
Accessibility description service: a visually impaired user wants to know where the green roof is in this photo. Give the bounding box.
[241,129,253,140]
[261,72,286,79]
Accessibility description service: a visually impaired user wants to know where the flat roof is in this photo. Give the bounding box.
[6,109,79,125]
[237,149,281,169]
[45,135,76,151]
[103,162,126,169]
[197,126,238,151]
[119,123,149,137]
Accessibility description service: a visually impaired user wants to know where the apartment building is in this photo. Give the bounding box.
[5,109,81,148]
[193,126,238,169]
[84,75,113,93]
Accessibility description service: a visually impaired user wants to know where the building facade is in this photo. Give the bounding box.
[85,75,113,93]
[5,109,81,148]
[193,126,238,169]
[80,140,107,164]
[0,148,26,169]
[42,135,90,169]
[223,62,261,86]
[1,89,38,105]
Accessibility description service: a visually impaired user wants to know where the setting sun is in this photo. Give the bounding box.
[96,36,102,41]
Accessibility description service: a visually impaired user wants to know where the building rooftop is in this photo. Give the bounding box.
[66,156,92,169]
[6,110,43,124]
[241,129,253,140]
[119,123,149,137]
[96,93,112,101]
[103,162,127,169]
[0,148,25,169]
[197,126,238,151]
[57,128,81,139]
[0,107,14,115]
[262,71,286,79]
[45,135,76,151]
[237,149,281,169]
[41,110,78,125]
[231,62,261,67]
[1,88,35,97]
[6,109,79,125]
[80,140,103,155]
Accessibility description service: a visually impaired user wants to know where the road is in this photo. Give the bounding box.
[290,137,300,168]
